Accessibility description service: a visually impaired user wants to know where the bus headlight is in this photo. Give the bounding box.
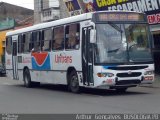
[144,70,154,75]
[97,72,114,77]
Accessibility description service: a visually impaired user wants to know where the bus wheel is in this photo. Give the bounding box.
[23,69,33,88]
[116,88,127,93]
[68,71,80,93]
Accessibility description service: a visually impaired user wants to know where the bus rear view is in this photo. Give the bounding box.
[88,11,154,92]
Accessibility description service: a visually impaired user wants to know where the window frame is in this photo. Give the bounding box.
[18,34,24,53]
[65,23,80,50]
[23,32,31,53]
[52,26,65,51]
[32,31,41,52]
[41,28,52,52]
[6,37,12,55]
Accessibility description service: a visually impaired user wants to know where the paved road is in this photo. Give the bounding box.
[0,75,160,114]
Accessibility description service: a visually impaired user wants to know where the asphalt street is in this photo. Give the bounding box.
[0,75,160,114]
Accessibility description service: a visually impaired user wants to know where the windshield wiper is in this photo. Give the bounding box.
[108,22,122,33]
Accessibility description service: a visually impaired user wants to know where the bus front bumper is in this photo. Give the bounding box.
[96,78,154,90]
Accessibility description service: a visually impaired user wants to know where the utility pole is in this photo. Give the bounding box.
[58,0,69,19]
[34,0,41,24]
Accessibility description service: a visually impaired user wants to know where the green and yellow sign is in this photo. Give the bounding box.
[0,18,15,31]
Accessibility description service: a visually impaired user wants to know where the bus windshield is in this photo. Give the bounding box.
[95,23,153,64]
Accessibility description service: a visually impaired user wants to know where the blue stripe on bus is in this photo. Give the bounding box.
[103,65,117,69]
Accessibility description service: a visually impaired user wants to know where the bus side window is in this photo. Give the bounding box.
[65,23,80,50]
[6,37,12,55]
[53,26,64,50]
[65,26,69,49]
[32,31,41,52]
[23,33,31,53]
[18,34,24,53]
[29,33,34,51]
[41,28,52,51]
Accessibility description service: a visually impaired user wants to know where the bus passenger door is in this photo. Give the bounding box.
[82,27,94,86]
[12,35,18,80]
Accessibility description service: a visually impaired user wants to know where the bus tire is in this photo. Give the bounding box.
[68,70,80,93]
[23,69,33,88]
[116,88,127,93]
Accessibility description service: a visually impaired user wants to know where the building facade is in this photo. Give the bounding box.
[34,0,61,24]
[0,2,34,74]
[0,2,33,24]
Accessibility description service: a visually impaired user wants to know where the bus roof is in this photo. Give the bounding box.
[6,12,92,36]
[6,10,144,36]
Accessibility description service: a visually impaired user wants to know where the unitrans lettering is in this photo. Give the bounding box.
[55,55,72,63]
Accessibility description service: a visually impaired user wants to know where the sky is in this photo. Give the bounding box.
[1,0,34,9]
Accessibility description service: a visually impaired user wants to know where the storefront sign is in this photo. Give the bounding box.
[83,0,95,12]
[92,0,160,25]
[64,0,82,16]
[0,18,15,31]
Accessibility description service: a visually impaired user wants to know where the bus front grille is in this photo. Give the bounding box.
[108,66,148,70]
[116,72,142,77]
[116,80,141,85]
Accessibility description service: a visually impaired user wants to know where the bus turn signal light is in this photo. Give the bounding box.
[97,73,114,77]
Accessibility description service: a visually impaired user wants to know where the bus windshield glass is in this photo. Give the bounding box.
[95,23,152,64]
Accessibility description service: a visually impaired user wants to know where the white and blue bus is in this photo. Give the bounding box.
[6,11,154,93]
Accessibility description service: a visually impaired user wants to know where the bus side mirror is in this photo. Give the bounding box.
[90,29,96,43]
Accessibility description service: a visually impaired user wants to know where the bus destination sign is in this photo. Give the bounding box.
[95,12,145,22]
